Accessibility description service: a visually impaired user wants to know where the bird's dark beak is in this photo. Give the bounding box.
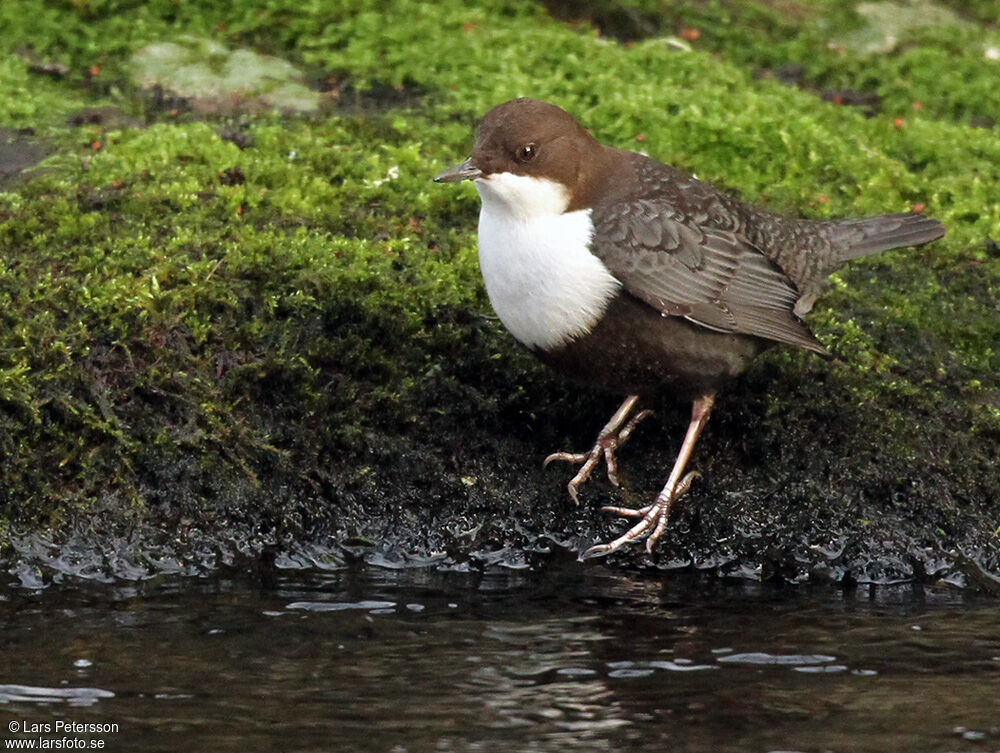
[433,157,482,183]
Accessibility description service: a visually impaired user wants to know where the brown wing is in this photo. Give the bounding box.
[591,198,828,355]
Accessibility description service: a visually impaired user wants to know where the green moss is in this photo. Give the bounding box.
[0,56,87,129]
[0,0,997,579]
[548,0,1000,126]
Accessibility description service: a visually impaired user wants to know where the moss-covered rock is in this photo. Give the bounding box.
[131,36,320,114]
[0,0,997,589]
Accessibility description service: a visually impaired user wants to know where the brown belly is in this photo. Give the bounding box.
[533,292,763,399]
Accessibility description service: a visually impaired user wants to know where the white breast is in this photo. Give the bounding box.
[475,173,621,351]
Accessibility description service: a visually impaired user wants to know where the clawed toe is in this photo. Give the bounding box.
[543,451,588,467]
[544,396,650,504]
[582,470,702,558]
[598,503,652,519]
[545,446,603,504]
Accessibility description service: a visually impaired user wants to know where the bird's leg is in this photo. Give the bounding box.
[544,394,652,504]
[583,393,715,559]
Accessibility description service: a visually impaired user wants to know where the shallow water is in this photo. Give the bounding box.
[2,559,999,752]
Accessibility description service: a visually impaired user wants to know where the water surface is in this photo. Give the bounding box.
[2,559,998,752]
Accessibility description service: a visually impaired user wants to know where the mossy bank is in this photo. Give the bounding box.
[0,0,997,589]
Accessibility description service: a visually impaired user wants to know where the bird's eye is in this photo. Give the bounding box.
[516,143,537,162]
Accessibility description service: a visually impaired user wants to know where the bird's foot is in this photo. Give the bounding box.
[582,470,701,559]
[544,408,653,504]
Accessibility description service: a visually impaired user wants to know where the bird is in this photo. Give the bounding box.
[434,98,945,559]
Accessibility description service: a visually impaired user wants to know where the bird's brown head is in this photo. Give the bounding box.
[434,99,604,214]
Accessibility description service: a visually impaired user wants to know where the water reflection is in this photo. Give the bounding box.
[1,562,998,752]
[0,685,114,707]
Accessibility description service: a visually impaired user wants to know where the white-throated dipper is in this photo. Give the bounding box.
[434,98,945,558]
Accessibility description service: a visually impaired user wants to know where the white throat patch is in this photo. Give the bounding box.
[475,173,621,351]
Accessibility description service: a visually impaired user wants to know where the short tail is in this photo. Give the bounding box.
[829,212,945,264]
